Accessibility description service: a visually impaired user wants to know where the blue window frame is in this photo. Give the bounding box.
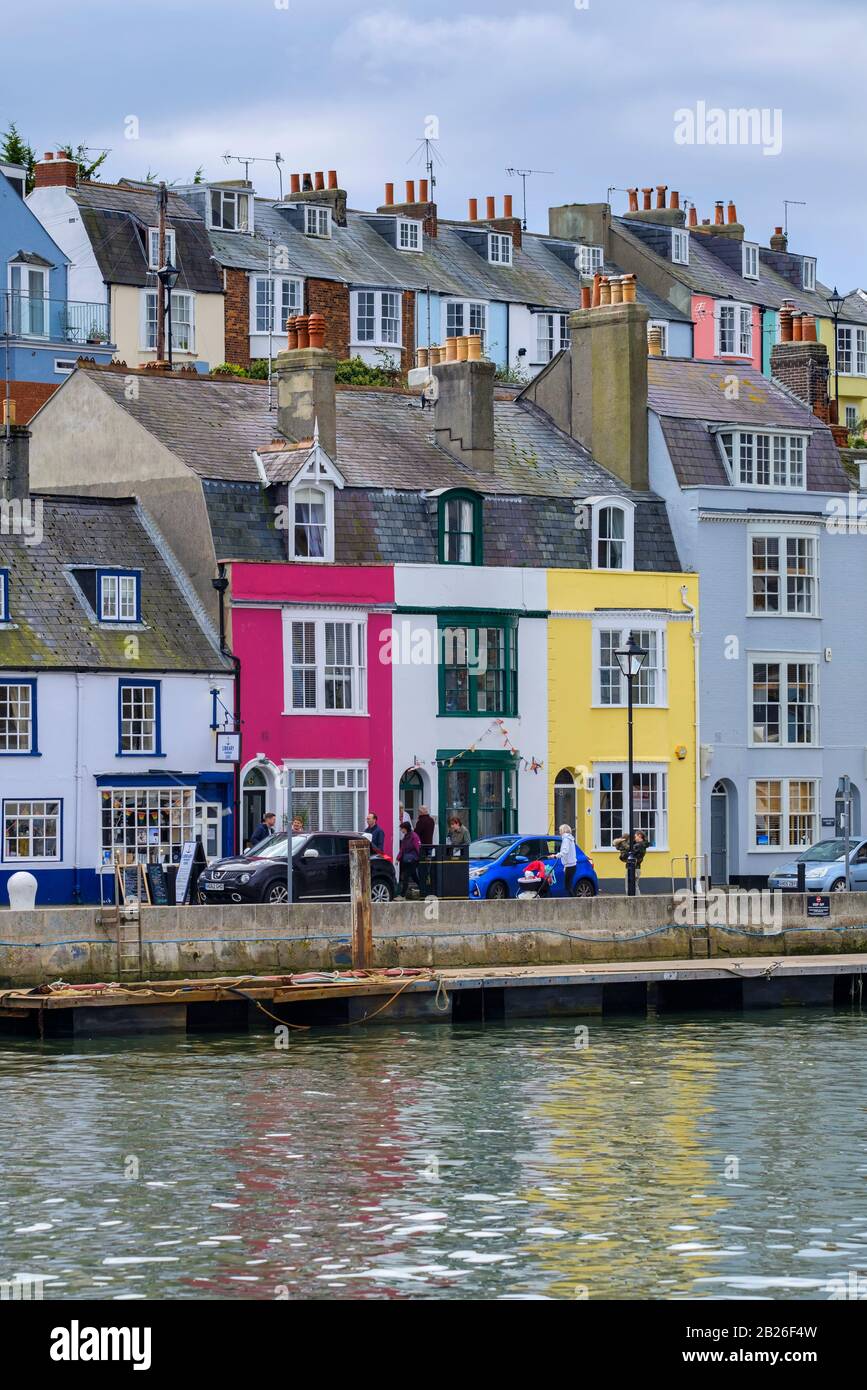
[0,678,38,755]
[2,797,62,861]
[117,680,162,757]
[0,569,9,622]
[98,569,141,623]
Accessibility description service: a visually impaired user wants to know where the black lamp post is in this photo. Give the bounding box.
[157,258,179,367]
[614,632,648,897]
[826,286,847,417]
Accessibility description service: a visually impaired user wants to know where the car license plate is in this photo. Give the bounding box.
[203,882,224,891]
[776,878,796,888]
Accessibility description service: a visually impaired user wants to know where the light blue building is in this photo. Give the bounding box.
[0,161,113,413]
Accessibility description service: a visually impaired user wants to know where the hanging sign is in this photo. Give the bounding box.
[215,732,241,763]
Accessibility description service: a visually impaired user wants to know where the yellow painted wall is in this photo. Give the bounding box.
[817,318,867,427]
[110,285,226,369]
[547,568,699,887]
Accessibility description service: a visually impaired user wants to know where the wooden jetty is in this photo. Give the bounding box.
[1,954,865,1037]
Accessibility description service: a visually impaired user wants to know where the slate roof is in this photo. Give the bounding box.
[70,181,223,294]
[0,495,229,670]
[648,358,850,494]
[76,366,682,572]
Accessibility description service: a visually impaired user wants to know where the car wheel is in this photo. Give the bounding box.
[371,879,394,903]
[264,881,289,904]
[487,880,509,900]
[830,878,847,893]
[573,878,596,898]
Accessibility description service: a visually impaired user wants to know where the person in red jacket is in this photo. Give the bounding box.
[396,823,422,899]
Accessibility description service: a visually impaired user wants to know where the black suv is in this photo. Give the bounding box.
[197,832,396,905]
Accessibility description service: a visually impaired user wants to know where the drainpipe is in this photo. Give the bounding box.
[212,563,242,855]
[680,585,704,893]
[72,672,83,903]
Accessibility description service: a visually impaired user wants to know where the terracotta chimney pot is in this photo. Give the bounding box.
[779,306,793,343]
[307,312,326,349]
[295,314,310,349]
[599,276,612,306]
[670,190,680,210]
[591,272,602,308]
[456,335,469,361]
[445,337,458,362]
[641,188,652,210]
[648,326,663,357]
[622,274,637,304]
[503,193,513,218]
[429,345,441,365]
[384,182,394,206]
[581,286,592,309]
[627,188,639,212]
[610,277,623,304]
[314,171,325,191]
[405,179,415,203]
[468,197,478,221]
[285,316,299,350]
[327,170,338,189]
[656,184,668,209]
[714,201,724,225]
[727,201,737,224]
[466,334,482,361]
[688,205,698,227]
[419,178,429,201]
[802,314,817,343]
[290,173,301,195]
[792,312,803,342]
[302,173,312,191]
[43,151,53,161]
[416,346,429,368]
[486,196,496,220]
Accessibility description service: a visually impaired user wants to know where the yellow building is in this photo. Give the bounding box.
[547,568,700,893]
[816,316,867,433]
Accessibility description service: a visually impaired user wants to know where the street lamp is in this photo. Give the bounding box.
[837,775,852,892]
[157,258,179,368]
[614,632,648,897]
[826,286,848,417]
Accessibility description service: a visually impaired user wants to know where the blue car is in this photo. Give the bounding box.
[468,834,598,900]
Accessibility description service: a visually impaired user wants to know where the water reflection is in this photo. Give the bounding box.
[0,1011,865,1299]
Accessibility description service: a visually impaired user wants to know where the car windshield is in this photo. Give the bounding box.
[469,837,515,860]
[800,839,849,862]
[248,834,309,860]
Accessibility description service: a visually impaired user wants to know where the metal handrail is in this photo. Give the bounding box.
[0,291,112,346]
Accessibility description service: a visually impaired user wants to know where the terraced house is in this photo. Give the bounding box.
[26,297,698,890]
[179,168,690,383]
[27,153,225,370]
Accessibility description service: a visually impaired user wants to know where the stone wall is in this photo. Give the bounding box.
[2,893,867,986]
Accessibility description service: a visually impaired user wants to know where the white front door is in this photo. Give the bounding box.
[195,802,223,862]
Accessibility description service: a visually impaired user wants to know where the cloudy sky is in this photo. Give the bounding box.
[5,0,866,286]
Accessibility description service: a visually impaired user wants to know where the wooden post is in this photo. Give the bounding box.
[349,838,373,970]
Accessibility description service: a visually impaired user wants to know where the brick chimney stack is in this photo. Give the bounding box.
[275,314,337,460]
[770,336,832,425]
[1,409,31,500]
[33,151,78,190]
[377,178,437,238]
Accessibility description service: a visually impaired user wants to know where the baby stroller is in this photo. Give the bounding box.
[517,859,556,899]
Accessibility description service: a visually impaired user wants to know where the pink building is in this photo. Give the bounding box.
[229,560,395,854]
[692,294,762,371]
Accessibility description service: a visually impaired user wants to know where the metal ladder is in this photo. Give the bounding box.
[116,911,143,980]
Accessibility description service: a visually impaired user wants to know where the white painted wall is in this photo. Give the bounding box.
[27,185,107,306]
[391,565,549,842]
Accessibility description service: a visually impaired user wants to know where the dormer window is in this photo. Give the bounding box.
[0,569,8,622]
[147,227,176,270]
[742,242,759,280]
[717,431,807,490]
[577,245,604,275]
[802,258,816,291]
[671,229,689,265]
[284,447,344,564]
[304,206,331,238]
[98,570,140,623]
[210,188,251,232]
[587,497,635,571]
[438,490,483,565]
[488,233,512,266]
[398,218,422,252]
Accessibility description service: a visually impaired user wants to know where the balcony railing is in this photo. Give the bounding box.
[0,292,112,347]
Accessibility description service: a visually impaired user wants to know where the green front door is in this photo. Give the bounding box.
[437,751,518,841]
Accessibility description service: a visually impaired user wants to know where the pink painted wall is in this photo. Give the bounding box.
[692,294,761,370]
[230,562,395,853]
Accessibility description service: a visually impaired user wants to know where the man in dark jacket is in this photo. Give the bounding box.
[414,806,436,893]
[362,813,385,853]
[250,812,276,849]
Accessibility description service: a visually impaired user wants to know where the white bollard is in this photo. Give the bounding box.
[7,870,38,910]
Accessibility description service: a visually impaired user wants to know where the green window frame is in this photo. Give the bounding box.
[438,489,483,565]
[437,749,518,842]
[437,613,518,717]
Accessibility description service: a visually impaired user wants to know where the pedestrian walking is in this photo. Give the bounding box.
[414,806,436,892]
[613,830,647,893]
[558,823,578,895]
[396,823,422,899]
[249,812,276,849]
[361,812,385,853]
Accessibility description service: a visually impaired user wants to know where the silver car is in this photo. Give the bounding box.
[767,837,867,893]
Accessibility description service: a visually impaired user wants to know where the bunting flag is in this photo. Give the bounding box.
[430,718,543,773]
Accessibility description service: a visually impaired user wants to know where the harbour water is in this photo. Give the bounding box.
[2,1009,866,1301]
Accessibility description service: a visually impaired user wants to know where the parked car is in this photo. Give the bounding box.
[468,834,598,900]
[767,837,867,893]
[198,832,397,904]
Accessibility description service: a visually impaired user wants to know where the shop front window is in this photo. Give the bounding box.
[439,754,517,841]
[101,786,195,866]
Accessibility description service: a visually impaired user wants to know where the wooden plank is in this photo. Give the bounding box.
[349,838,373,969]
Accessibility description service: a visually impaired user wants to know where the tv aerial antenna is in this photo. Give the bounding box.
[506,167,554,230]
[408,135,445,198]
[783,199,806,238]
[222,151,285,200]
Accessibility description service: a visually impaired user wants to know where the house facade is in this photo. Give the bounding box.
[0,431,234,905]
[1,162,114,421]
[27,154,225,371]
